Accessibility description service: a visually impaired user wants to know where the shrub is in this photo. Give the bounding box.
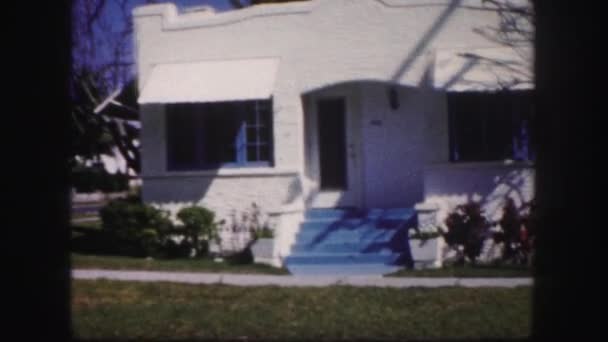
[98,171,129,193]
[176,206,219,258]
[140,228,161,257]
[161,238,192,259]
[253,226,274,239]
[225,246,254,265]
[218,203,273,262]
[493,198,537,266]
[247,203,274,239]
[99,198,173,256]
[441,202,491,265]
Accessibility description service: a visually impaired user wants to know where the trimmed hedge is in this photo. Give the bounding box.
[99,197,173,257]
[176,206,219,258]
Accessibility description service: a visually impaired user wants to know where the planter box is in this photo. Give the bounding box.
[409,237,443,269]
[250,238,281,268]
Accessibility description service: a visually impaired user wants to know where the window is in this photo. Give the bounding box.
[166,100,273,170]
[447,91,534,162]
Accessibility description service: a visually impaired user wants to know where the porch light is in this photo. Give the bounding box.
[388,86,399,110]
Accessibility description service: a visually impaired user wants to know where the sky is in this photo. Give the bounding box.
[78,0,239,91]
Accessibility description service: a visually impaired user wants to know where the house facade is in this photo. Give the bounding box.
[133,0,534,260]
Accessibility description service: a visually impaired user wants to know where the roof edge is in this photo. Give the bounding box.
[132,0,488,30]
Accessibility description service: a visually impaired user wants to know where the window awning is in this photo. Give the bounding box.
[138,58,279,104]
[433,47,533,92]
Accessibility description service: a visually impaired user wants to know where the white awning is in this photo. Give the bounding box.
[138,58,279,104]
[433,47,533,92]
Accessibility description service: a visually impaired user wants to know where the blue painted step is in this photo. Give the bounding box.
[286,264,403,276]
[299,218,407,231]
[304,208,361,221]
[291,242,407,254]
[304,208,416,221]
[285,252,401,265]
[294,228,402,245]
[286,207,417,276]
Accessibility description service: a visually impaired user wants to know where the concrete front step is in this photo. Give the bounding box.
[300,218,408,231]
[287,207,415,276]
[291,242,408,254]
[285,252,405,265]
[285,264,404,276]
[294,228,403,245]
[305,208,417,221]
[304,208,360,220]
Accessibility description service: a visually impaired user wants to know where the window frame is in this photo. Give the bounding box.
[165,99,274,171]
[447,90,534,163]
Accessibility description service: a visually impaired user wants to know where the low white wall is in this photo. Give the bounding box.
[71,191,130,203]
[270,210,304,262]
[410,237,444,269]
[251,210,304,267]
[422,161,535,225]
[143,173,301,217]
[144,173,305,254]
[414,161,534,264]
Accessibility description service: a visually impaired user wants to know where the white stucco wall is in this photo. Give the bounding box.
[133,0,532,255]
[359,82,448,208]
[143,174,302,221]
[134,0,510,172]
[423,161,535,224]
[140,102,305,218]
[301,81,448,209]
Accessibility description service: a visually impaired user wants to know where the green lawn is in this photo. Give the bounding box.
[71,211,99,219]
[72,279,531,340]
[70,220,101,230]
[70,222,102,239]
[387,264,532,278]
[72,253,531,278]
[72,253,290,275]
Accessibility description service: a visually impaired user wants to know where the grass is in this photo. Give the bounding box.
[70,214,100,225]
[72,253,290,275]
[72,279,531,340]
[70,220,101,229]
[70,222,102,239]
[387,264,532,278]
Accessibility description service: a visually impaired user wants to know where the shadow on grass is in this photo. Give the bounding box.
[71,225,144,257]
[224,246,254,265]
[71,226,290,275]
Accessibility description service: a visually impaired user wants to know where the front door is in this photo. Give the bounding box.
[318,99,347,190]
[309,95,362,208]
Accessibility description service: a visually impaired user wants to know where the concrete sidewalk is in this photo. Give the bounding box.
[72,269,533,288]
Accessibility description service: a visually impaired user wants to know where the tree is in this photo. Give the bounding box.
[470,0,534,88]
[478,0,534,48]
[71,0,156,175]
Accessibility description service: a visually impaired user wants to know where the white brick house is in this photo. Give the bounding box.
[133,0,534,257]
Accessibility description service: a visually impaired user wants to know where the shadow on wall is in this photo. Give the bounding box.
[283,175,305,207]
[425,165,534,224]
[298,0,465,96]
[143,172,218,219]
[390,0,464,84]
[481,168,532,219]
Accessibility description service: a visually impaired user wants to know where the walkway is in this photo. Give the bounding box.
[73,269,533,288]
